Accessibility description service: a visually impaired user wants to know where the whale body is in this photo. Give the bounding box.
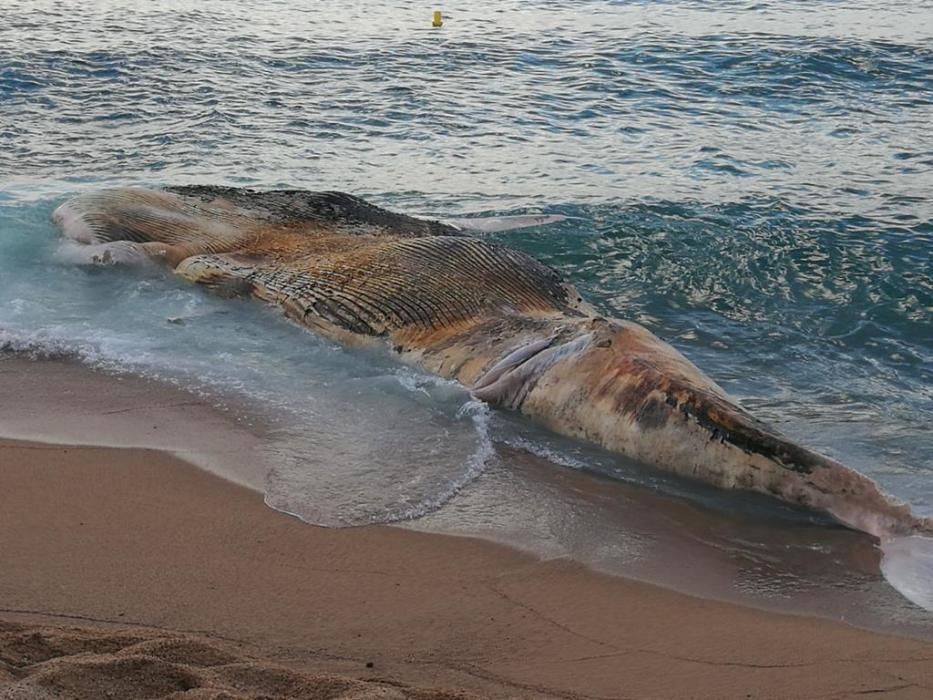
[52,186,933,610]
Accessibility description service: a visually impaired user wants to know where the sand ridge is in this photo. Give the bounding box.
[0,620,475,700]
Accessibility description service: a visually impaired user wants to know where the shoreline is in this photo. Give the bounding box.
[0,354,272,491]
[2,358,933,697]
[4,353,931,639]
[3,436,933,698]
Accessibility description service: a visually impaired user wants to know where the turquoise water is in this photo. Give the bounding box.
[1,1,932,630]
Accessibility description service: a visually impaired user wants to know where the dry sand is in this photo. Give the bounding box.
[2,359,933,698]
[0,618,474,700]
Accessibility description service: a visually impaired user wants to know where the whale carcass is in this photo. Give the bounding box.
[52,186,933,610]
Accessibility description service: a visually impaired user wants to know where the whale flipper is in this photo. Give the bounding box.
[445,214,569,233]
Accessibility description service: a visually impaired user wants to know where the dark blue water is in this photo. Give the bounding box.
[1,1,931,632]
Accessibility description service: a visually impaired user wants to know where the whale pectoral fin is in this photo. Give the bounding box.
[444,214,569,233]
[174,254,257,298]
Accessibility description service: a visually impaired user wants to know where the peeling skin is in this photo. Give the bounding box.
[52,186,933,541]
[473,337,557,391]
[473,333,594,410]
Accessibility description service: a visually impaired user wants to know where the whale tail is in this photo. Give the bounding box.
[881,534,933,613]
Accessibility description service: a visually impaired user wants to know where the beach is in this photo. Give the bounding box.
[3,1,933,697]
[2,359,932,699]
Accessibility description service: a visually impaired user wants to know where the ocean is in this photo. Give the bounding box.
[1,0,931,632]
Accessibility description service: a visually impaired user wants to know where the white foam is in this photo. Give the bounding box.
[54,240,153,266]
[386,399,494,522]
[881,536,933,613]
[0,328,106,364]
[505,435,589,471]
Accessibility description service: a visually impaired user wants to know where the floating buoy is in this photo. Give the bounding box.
[432,10,443,27]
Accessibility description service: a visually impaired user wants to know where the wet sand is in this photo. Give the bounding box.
[2,359,933,698]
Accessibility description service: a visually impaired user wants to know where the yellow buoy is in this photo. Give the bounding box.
[432,10,443,28]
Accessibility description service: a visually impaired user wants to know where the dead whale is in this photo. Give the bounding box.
[52,185,933,611]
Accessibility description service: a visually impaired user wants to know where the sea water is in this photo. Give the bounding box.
[1,0,931,633]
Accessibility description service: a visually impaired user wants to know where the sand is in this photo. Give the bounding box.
[2,360,933,699]
[0,619,474,700]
